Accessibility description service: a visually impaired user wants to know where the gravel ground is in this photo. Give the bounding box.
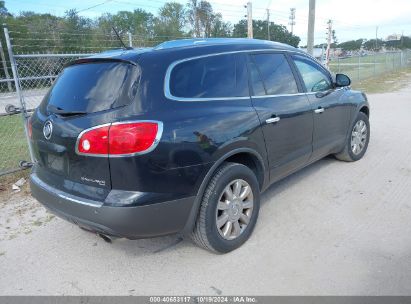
[0,82,411,295]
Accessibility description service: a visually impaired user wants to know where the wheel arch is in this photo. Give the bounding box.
[359,105,370,118]
[181,148,267,235]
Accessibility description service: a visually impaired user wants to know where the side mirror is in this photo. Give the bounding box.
[335,73,351,87]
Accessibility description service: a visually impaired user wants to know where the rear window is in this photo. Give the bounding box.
[41,61,140,113]
[169,53,248,99]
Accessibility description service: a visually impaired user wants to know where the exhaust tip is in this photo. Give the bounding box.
[98,233,113,243]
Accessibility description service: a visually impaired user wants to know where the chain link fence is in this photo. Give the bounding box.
[329,51,411,81]
[0,51,31,176]
[0,23,411,176]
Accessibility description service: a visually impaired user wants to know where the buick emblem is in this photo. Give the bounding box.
[43,120,53,140]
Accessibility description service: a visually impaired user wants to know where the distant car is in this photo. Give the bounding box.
[29,38,370,253]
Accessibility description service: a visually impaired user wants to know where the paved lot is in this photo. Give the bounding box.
[1,84,411,295]
[0,89,45,114]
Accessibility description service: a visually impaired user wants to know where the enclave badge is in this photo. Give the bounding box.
[43,120,53,140]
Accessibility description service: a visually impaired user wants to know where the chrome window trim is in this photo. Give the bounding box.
[164,48,333,102]
[164,48,304,102]
[250,87,345,99]
[251,92,307,99]
[75,120,163,158]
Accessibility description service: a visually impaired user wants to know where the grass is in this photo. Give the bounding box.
[0,114,30,176]
[351,66,411,94]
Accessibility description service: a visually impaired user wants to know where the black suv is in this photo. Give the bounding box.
[29,38,370,253]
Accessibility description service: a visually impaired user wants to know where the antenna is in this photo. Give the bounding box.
[112,26,132,50]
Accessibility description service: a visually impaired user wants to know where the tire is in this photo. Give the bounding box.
[191,162,260,253]
[335,112,370,162]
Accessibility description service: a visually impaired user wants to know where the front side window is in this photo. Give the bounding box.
[250,53,298,96]
[169,53,248,99]
[293,55,332,92]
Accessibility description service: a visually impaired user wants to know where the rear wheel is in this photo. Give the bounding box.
[335,112,370,162]
[192,162,260,253]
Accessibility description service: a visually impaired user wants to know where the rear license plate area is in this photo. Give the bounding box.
[45,153,65,173]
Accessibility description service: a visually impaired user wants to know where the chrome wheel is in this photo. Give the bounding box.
[215,179,254,240]
[351,120,368,155]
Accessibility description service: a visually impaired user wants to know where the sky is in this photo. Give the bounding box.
[6,0,411,46]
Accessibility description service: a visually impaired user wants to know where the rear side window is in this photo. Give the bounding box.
[250,53,298,96]
[169,53,248,99]
[41,61,140,113]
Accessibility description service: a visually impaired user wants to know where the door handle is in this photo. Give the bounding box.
[314,107,325,114]
[266,116,280,124]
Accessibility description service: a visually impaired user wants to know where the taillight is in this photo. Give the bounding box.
[77,125,110,156]
[76,121,162,157]
[109,122,159,155]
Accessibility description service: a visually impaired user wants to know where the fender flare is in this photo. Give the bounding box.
[181,147,267,235]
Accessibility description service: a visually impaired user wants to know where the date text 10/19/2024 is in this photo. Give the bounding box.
[149,296,258,303]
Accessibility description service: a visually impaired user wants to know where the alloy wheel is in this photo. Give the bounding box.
[351,119,368,155]
[215,179,254,240]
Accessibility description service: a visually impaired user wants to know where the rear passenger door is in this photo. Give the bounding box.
[248,52,314,182]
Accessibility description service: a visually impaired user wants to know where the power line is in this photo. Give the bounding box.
[77,0,115,13]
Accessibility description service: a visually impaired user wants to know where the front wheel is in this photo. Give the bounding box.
[191,162,260,253]
[335,112,370,162]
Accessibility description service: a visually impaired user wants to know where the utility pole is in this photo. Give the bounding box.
[266,8,270,40]
[289,8,296,35]
[0,40,11,92]
[246,2,253,39]
[401,30,404,48]
[375,26,378,51]
[307,0,316,55]
[325,19,332,68]
[128,32,132,48]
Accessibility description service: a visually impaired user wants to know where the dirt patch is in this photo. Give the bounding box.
[352,67,411,94]
[0,171,55,241]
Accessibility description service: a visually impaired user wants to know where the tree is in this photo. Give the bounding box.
[209,13,231,38]
[186,0,223,38]
[0,1,11,17]
[337,39,364,51]
[62,9,94,51]
[197,1,213,37]
[332,29,338,46]
[154,2,186,43]
[363,38,383,51]
[97,9,154,37]
[1,0,303,52]
[232,19,300,47]
[186,0,200,37]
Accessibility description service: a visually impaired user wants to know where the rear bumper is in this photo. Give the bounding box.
[30,173,195,239]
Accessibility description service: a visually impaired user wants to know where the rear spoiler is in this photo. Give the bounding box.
[64,57,137,68]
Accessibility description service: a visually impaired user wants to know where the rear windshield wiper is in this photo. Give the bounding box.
[47,105,87,116]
